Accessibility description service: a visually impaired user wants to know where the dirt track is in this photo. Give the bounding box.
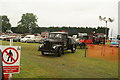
[87,44,119,62]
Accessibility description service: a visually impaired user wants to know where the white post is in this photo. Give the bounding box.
[10,39,13,46]
[9,38,13,80]
[9,74,12,80]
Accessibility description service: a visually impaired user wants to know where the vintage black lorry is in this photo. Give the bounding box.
[38,32,77,57]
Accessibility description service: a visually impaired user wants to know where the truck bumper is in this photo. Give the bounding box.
[38,48,57,53]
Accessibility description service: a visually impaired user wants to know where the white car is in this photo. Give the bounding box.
[0,35,8,40]
[32,36,42,43]
[20,35,35,43]
[20,35,41,43]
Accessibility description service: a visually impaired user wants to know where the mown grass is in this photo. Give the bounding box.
[2,41,118,78]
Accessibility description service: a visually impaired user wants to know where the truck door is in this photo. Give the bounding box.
[62,34,68,47]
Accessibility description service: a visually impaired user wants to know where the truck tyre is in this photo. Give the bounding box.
[62,48,64,55]
[56,47,62,57]
[71,45,76,53]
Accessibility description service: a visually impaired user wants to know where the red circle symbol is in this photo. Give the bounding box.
[2,47,19,64]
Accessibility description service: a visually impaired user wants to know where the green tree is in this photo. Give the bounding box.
[0,15,11,32]
[17,13,38,33]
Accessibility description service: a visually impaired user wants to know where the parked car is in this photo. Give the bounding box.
[13,36,23,42]
[0,35,8,40]
[20,35,41,43]
[117,35,120,40]
[110,39,119,47]
[38,32,77,57]
[32,36,42,43]
[39,37,47,44]
[20,35,35,43]
[5,36,16,41]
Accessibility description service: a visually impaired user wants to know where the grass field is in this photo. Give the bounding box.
[2,41,118,78]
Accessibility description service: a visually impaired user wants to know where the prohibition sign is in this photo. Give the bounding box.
[2,47,19,64]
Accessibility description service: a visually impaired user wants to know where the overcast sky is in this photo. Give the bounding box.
[0,0,119,37]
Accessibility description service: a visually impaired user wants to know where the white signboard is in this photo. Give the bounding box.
[0,46,21,74]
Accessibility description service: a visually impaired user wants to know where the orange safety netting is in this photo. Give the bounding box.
[87,44,119,62]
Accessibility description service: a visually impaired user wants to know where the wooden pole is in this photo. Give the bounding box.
[84,45,87,57]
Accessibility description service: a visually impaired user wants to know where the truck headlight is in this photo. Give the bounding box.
[39,44,43,48]
[52,46,56,49]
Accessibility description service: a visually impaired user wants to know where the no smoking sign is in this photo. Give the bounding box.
[0,46,21,74]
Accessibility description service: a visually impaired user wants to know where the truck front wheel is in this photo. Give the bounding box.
[56,47,63,57]
[71,45,76,53]
[41,51,45,55]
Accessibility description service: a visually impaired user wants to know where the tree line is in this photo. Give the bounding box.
[12,26,109,36]
[0,13,109,36]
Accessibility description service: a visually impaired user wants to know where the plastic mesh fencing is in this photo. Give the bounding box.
[87,44,119,62]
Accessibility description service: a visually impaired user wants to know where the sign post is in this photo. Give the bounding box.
[10,39,13,46]
[0,46,21,80]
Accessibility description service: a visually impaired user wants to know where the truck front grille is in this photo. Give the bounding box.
[44,41,52,50]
